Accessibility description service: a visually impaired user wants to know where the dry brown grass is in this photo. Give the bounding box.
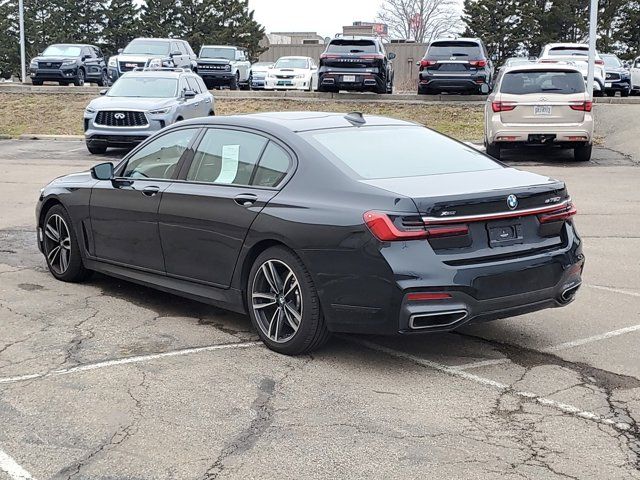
[0,93,484,140]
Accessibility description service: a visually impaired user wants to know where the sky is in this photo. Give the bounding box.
[247,0,384,39]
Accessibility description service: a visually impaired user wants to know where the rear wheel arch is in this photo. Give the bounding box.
[239,239,292,296]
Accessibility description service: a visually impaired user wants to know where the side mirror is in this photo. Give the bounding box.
[183,89,196,99]
[171,50,182,57]
[99,88,108,95]
[388,52,397,60]
[117,48,123,54]
[91,162,114,181]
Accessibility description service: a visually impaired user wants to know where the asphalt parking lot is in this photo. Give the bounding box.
[1,139,639,480]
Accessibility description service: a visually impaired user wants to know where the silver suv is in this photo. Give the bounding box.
[84,68,214,154]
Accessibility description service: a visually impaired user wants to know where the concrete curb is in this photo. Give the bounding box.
[17,134,84,141]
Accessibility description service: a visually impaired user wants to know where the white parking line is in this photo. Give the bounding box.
[0,341,262,386]
[588,284,640,298]
[354,339,631,432]
[0,449,34,480]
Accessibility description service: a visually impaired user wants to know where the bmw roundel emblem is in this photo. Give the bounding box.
[507,194,518,210]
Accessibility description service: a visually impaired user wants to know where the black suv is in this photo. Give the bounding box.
[418,38,494,95]
[318,36,396,94]
[29,44,108,86]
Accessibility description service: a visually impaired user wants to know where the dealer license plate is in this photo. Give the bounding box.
[534,105,552,115]
[343,75,356,82]
[605,82,612,88]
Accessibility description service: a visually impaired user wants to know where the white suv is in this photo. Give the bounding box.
[538,43,605,95]
[484,63,594,162]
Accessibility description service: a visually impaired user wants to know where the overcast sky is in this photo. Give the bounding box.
[247,0,384,39]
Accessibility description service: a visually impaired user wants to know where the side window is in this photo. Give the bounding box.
[82,47,93,58]
[94,47,102,58]
[252,142,291,188]
[177,42,188,55]
[184,42,196,57]
[185,76,201,93]
[171,42,180,55]
[123,128,198,179]
[186,129,267,185]
[195,76,208,92]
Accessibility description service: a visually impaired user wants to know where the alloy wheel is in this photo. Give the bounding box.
[44,214,72,275]
[251,259,303,343]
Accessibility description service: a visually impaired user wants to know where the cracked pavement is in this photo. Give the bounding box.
[0,139,639,479]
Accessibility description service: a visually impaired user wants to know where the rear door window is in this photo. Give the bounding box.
[326,40,378,54]
[426,41,482,59]
[251,142,291,188]
[500,70,585,94]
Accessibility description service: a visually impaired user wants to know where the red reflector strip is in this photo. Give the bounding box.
[538,205,577,224]
[407,292,452,301]
[425,225,469,238]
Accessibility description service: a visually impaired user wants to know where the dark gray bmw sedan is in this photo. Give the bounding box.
[36,112,584,355]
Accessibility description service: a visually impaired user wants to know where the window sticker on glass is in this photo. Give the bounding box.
[216,145,240,184]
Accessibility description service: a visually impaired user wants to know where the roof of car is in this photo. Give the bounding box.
[179,112,415,133]
[50,43,92,47]
[501,63,583,74]
[131,37,183,43]
[544,43,589,49]
[431,37,482,44]
[277,56,312,60]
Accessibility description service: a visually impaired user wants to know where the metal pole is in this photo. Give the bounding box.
[18,0,26,83]
[586,0,598,98]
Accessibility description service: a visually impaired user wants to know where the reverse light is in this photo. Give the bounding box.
[363,211,469,242]
[492,101,517,112]
[407,292,452,301]
[538,204,577,224]
[570,101,593,112]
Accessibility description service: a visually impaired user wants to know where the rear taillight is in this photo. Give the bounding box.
[361,54,384,60]
[363,211,468,241]
[538,204,577,224]
[407,292,452,301]
[570,101,593,112]
[492,101,517,112]
[419,59,436,70]
[469,60,487,67]
[320,54,340,60]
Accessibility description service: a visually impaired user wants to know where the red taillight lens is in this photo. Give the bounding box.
[363,211,469,241]
[492,101,517,112]
[538,204,577,224]
[570,101,593,112]
[407,292,452,301]
[361,54,384,60]
[419,59,436,70]
[470,60,487,67]
[320,54,339,60]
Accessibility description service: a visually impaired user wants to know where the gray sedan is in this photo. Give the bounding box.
[83,69,214,154]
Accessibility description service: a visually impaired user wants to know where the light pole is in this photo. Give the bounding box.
[18,0,26,83]
[586,0,599,98]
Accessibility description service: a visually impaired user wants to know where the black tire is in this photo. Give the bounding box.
[621,89,630,98]
[230,72,239,90]
[97,70,108,87]
[486,142,501,160]
[42,205,91,283]
[86,142,107,154]
[74,68,85,86]
[32,80,43,86]
[418,85,433,95]
[247,246,330,355]
[208,110,215,116]
[606,91,615,97]
[386,77,394,94]
[574,144,592,162]
[59,82,67,86]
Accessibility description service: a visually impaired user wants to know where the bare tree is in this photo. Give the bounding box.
[378,0,460,43]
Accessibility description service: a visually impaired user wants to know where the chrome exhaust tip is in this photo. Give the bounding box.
[409,310,469,330]
[561,282,582,303]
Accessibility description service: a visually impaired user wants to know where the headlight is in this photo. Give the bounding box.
[108,57,117,67]
[29,60,37,68]
[267,73,275,78]
[147,58,163,68]
[225,65,231,71]
[61,60,75,67]
[85,106,96,114]
[148,107,171,115]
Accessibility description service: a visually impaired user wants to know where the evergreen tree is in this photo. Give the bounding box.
[463,0,520,63]
[101,0,140,55]
[613,0,640,58]
[140,0,182,38]
[0,0,20,78]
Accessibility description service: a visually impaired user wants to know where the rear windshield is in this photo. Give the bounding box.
[500,70,585,94]
[326,40,378,54]
[548,47,588,57]
[427,41,482,59]
[303,126,500,180]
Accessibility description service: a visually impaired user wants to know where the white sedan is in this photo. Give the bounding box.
[265,56,318,91]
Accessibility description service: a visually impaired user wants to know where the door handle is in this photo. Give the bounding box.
[234,193,258,207]
[141,186,160,197]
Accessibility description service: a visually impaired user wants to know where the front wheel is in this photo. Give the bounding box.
[42,205,91,282]
[97,70,108,87]
[574,144,592,162]
[248,246,330,355]
[230,72,239,90]
[74,68,85,86]
[621,89,630,98]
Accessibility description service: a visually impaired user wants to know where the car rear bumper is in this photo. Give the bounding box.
[319,72,384,91]
[419,73,488,91]
[487,115,594,145]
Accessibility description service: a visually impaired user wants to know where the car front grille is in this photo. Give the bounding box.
[198,64,229,70]
[95,111,148,128]
[276,75,295,79]
[606,72,621,81]
[38,61,62,69]
[119,61,146,72]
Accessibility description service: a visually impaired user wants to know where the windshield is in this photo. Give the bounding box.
[274,58,309,69]
[602,55,622,68]
[304,126,500,179]
[123,40,170,56]
[548,47,588,57]
[107,77,178,98]
[326,40,377,54]
[42,45,82,57]
[200,47,235,60]
[500,70,585,94]
[427,41,482,59]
